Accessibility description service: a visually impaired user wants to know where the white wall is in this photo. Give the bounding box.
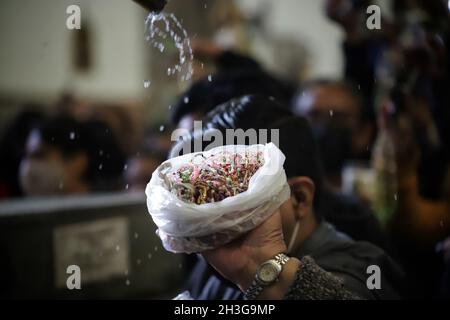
[238,0,344,79]
[0,0,148,101]
[0,0,344,102]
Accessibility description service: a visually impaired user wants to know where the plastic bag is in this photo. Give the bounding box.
[145,143,290,253]
[172,291,195,300]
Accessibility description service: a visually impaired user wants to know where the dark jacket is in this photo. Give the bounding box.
[184,222,405,300]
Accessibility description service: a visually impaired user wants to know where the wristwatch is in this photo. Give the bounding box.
[244,253,290,300]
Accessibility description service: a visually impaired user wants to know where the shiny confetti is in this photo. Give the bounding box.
[166,151,264,204]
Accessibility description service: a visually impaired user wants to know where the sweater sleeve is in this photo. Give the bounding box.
[283,256,361,300]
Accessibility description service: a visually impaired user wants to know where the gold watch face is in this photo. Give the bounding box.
[258,262,279,283]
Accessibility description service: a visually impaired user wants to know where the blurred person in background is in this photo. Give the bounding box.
[171,40,295,130]
[19,115,126,197]
[384,86,450,298]
[53,94,140,156]
[124,126,170,192]
[0,105,46,199]
[326,0,450,298]
[325,0,390,108]
[292,79,375,190]
[325,0,450,197]
[90,103,139,155]
[208,0,250,52]
[389,23,449,201]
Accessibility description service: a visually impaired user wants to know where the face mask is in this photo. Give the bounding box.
[312,122,353,176]
[19,159,65,196]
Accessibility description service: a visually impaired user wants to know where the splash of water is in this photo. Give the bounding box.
[145,12,194,81]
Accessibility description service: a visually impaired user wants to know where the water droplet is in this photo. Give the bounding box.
[116,245,120,251]
[136,259,142,265]
[125,279,130,286]
[144,80,151,88]
[99,149,104,156]
[208,74,213,82]
[179,263,183,269]
[69,132,75,140]
[134,232,139,239]
[154,246,158,252]
[358,85,361,90]
[145,12,194,81]
[124,269,129,276]
[59,181,64,190]
[329,110,334,117]
[184,97,190,104]
[147,253,152,259]
[125,184,129,190]
[167,68,172,76]
[98,164,103,170]
[124,164,128,171]
[394,194,398,201]
[159,125,165,132]
[168,105,172,110]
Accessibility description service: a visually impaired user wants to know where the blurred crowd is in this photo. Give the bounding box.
[0,0,449,299]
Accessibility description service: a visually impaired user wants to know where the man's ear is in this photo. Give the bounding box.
[288,176,315,219]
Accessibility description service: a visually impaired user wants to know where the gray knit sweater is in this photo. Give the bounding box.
[283,256,359,300]
[186,222,404,300]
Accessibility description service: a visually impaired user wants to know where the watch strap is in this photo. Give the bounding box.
[244,253,290,300]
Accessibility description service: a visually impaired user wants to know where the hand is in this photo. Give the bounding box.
[201,210,287,291]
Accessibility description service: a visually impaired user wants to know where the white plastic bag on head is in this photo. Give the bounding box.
[145,143,291,253]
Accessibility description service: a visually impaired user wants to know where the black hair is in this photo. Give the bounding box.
[170,95,324,218]
[38,116,126,191]
[170,69,295,125]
